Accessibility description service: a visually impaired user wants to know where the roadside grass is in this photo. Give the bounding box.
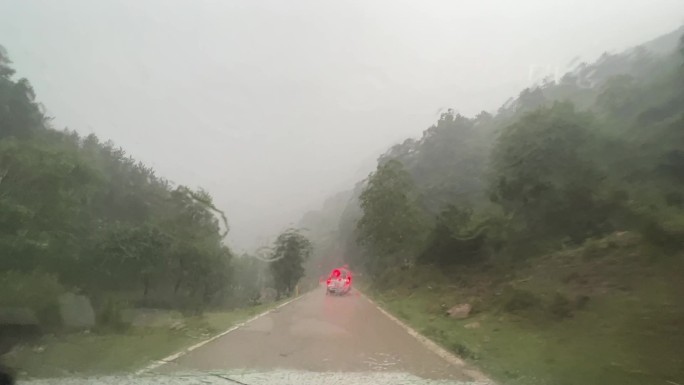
[3,301,282,378]
[367,233,684,385]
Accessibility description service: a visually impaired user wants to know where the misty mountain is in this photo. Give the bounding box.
[301,25,684,271]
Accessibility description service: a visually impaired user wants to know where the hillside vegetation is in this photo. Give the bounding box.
[308,27,684,385]
[0,42,318,347]
[0,45,243,323]
[0,43,320,376]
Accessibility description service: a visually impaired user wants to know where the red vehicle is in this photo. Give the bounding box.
[325,267,352,296]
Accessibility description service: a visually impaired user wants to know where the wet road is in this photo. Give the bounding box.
[155,287,488,383]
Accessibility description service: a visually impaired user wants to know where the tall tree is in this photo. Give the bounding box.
[356,160,426,275]
[491,102,611,244]
[269,229,312,299]
[0,46,242,323]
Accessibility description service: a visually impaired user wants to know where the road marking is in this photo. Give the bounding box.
[359,292,494,384]
[136,293,308,374]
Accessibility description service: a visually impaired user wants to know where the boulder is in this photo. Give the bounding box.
[58,293,95,329]
[447,303,472,319]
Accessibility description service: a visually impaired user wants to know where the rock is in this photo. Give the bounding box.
[464,321,481,329]
[447,303,472,319]
[58,293,95,329]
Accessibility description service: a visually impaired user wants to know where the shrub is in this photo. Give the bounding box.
[96,297,130,331]
[0,271,65,328]
[449,341,479,360]
[575,294,590,310]
[549,293,573,319]
[502,288,541,313]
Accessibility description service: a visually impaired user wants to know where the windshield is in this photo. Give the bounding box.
[1,1,684,385]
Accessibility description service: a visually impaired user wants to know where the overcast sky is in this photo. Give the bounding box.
[1,0,683,251]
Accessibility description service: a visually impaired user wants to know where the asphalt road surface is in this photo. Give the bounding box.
[154,287,488,384]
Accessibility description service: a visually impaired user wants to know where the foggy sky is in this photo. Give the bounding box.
[1,0,683,251]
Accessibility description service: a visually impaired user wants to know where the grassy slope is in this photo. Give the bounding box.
[4,302,280,378]
[367,233,684,385]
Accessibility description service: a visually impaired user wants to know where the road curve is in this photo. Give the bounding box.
[155,287,486,383]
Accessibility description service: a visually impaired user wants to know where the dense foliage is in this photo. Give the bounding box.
[357,160,425,274]
[269,229,312,299]
[0,46,291,327]
[349,30,684,274]
[292,28,684,385]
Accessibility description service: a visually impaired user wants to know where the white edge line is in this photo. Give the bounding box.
[359,291,495,385]
[135,293,307,375]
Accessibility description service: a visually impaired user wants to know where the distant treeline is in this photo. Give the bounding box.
[329,30,684,276]
[0,46,273,328]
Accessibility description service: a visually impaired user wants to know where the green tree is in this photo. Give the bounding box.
[377,110,490,213]
[0,45,15,79]
[596,75,643,119]
[0,46,240,320]
[97,224,171,297]
[418,205,489,266]
[0,46,43,139]
[356,159,426,275]
[230,255,269,307]
[269,229,312,299]
[491,102,611,244]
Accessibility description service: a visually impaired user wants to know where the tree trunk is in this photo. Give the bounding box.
[174,255,184,294]
[202,282,210,305]
[174,275,183,294]
[143,276,150,298]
